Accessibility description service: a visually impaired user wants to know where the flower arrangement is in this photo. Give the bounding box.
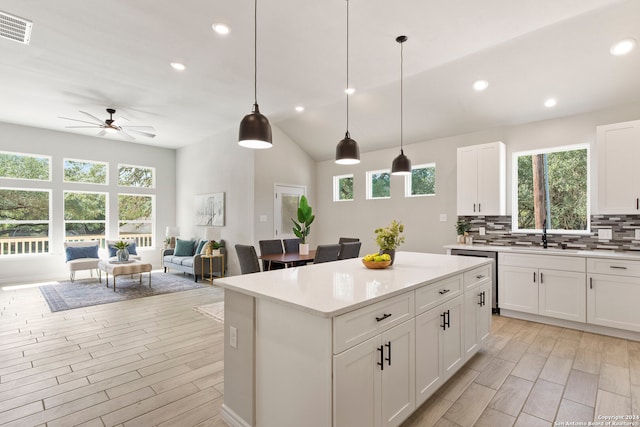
[374,220,405,251]
[113,240,130,250]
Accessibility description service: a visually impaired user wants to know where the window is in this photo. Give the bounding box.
[333,174,354,201]
[119,194,154,247]
[118,164,154,188]
[366,169,390,199]
[64,191,107,244]
[513,144,589,233]
[64,158,107,184]
[0,188,50,255]
[405,163,436,197]
[0,151,50,181]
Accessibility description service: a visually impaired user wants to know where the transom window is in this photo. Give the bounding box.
[366,169,391,200]
[405,163,436,197]
[118,164,154,188]
[0,151,50,181]
[333,174,354,202]
[64,158,108,184]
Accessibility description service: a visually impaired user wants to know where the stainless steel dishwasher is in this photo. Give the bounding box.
[450,248,499,314]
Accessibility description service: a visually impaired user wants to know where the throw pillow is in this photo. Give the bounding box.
[195,240,207,255]
[174,239,195,257]
[65,245,99,262]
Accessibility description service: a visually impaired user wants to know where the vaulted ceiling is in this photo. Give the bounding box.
[1,0,639,161]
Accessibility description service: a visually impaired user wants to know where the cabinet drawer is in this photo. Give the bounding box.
[587,258,640,277]
[500,253,585,272]
[415,275,463,315]
[463,264,491,290]
[333,292,414,354]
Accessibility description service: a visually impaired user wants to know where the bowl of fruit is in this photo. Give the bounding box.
[362,253,392,269]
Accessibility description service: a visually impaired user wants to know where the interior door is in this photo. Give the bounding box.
[274,185,305,239]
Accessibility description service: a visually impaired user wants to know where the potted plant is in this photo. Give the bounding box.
[374,220,405,265]
[292,195,315,255]
[164,237,171,249]
[455,220,471,244]
[113,240,130,262]
[209,240,221,256]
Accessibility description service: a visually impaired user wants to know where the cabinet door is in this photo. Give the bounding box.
[415,305,443,406]
[476,142,505,215]
[539,269,586,322]
[380,321,415,427]
[597,120,640,214]
[499,265,538,314]
[442,296,464,380]
[587,274,640,332]
[464,281,492,360]
[457,146,479,215]
[476,281,492,347]
[334,335,381,427]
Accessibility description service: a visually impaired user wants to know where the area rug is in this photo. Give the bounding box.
[39,271,207,312]
[194,301,224,324]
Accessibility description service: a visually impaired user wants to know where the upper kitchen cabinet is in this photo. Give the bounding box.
[597,120,640,214]
[457,141,506,216]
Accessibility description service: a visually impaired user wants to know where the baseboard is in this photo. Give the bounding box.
[221,404,252,427]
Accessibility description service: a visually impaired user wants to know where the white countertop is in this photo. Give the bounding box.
[216,251,491,318]
[444,243,640,260]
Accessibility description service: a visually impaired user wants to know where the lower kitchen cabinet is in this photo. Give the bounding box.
[499,265,538,314]
[334,319,415,427]
[539,269,586,322]
[415,295,464,406]
[464,280,492,359]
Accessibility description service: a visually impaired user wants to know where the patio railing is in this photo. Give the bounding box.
[0,234,153,256]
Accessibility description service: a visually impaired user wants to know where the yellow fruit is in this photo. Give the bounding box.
[381,254,391,261]
[374,255,384,262]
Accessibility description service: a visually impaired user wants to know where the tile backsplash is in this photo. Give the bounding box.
[458,215,640,252]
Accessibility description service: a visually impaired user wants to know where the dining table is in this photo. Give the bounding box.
[259,250,316,269]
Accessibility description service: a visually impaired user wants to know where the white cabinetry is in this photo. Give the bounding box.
[499,253,586,322]
[463,265,492,360]
[597,120,640,214]
[587,258,640,332]
[457,141,506,216]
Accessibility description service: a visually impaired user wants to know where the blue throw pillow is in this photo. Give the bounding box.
[65,245,99,262]
[108,241,138,256]
[195,240,207,255]
[174,239,195,257]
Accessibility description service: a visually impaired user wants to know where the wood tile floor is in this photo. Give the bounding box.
[2,279,639,426]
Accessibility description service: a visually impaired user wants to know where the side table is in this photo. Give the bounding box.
[201,253,225,284]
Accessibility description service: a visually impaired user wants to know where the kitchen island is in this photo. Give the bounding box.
[216,251,493,427]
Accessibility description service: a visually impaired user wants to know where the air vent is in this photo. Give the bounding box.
[0,11,33,45]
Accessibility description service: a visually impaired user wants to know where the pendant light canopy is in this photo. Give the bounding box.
[335,0,360,165]
[391,35,412,175]
[238,0,272,149]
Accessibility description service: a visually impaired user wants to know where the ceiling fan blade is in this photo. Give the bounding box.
[59,116,103,126]
[125,129,156,138]
[112,116,129,127]
[65,125,103,129]
[79,111,106,125]
[122,125,155,131]
[96,130,107,137]
[118,130,136,141]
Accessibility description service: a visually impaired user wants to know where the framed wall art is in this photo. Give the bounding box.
[195,192,225,226]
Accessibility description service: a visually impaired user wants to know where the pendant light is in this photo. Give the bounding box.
[238,0,272,149]
[335,0,360,165]
[391,35,412,175]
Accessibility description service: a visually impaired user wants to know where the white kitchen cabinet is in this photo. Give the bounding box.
[415,295,464,406]
[334,320,415,427]
[597,120,640,214]
[499,253,586,322]
[464,280,492,359]
[587,258,640,332]
[457,141,506,216]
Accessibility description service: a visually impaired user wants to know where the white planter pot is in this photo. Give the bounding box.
[212,249,221,256]
[299,243,310,255]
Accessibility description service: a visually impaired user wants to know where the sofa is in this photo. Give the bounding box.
[162,238,227,282]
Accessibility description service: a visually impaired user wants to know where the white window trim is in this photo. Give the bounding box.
[511,143,591,235]
[366,169,391,200]
[0,187,52,256]
[118,193,155,246]
[63,157,109,185]
[63,190,108,240]
[333,174,354,202]
[0,150,52,182]
[404,162,436,198]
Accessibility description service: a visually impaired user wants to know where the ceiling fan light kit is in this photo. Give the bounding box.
[335,0,360,165]
[238,0,272,149]
[391,35,412,176]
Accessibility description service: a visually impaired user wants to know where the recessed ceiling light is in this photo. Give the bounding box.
[345,87,355,95]
[473,80,489,91]
[610,38,636,56]
[170,62,186,71]
[212,23,230,35]
[544,98,557,108]
[295,106,304,112]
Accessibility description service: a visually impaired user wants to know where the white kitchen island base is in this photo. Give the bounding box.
[217,252,493,427]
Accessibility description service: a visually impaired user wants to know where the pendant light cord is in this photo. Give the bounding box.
[345,0,350,134]
[254,0,258,105]
[400,38,404,152]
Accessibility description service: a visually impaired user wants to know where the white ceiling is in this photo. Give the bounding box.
[1,0,639,161]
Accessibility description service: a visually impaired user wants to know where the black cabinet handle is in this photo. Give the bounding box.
[590,277,593,289]
[473,203,476,212]
[478,203,481,212]
[476,274,485,279]
[377,345,384,370]
[438,289,450,295]
[533,272,536,283]
[440,312,447,330]
[610,265,627,270]
[540,273,544,284]
[376,313,392,322]
[444,309,451,329]
[385,341,391,366]
[478,292,483,306]
[637,198,639,210]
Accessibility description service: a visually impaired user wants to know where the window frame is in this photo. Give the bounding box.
[63,190,108,245]
[366,169,391,200]
[117,192,155,247]
[511,143,590,235]
[404,162,436,197]
[333,174,354,202]
[117,163,156,189]
[63,157,108,185]
[0,187,52,256]
[0,150,51,182]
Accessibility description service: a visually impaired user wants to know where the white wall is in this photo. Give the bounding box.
[315,101,640,256]
[0,122,176,285]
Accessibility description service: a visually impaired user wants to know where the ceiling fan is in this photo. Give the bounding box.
[59,108,156,140]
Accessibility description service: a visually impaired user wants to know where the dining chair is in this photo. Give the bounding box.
[338,241,362,260]
[338,237,360,244]
[313,244,341,264]
[282,238,302,253]
[259,239,284,271]
[235,244,261,275]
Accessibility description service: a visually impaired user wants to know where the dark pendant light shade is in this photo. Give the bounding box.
[238,103,272,149]
[391,35,412,176]
[238,0,272,149]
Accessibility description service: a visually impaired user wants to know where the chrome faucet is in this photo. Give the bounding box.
[542,219,548,249]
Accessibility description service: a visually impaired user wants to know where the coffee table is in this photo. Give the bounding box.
[98,260,152,292]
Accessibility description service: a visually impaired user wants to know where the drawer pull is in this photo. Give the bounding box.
[476,274,485,279]
[590,277,593,289]
[377,345,384,370]
[438,289,450,295]
[376,313,392,322]
[385,341,391,366]
[610,265,627,270]
[540,273,544,284]
[533,272,536,283]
